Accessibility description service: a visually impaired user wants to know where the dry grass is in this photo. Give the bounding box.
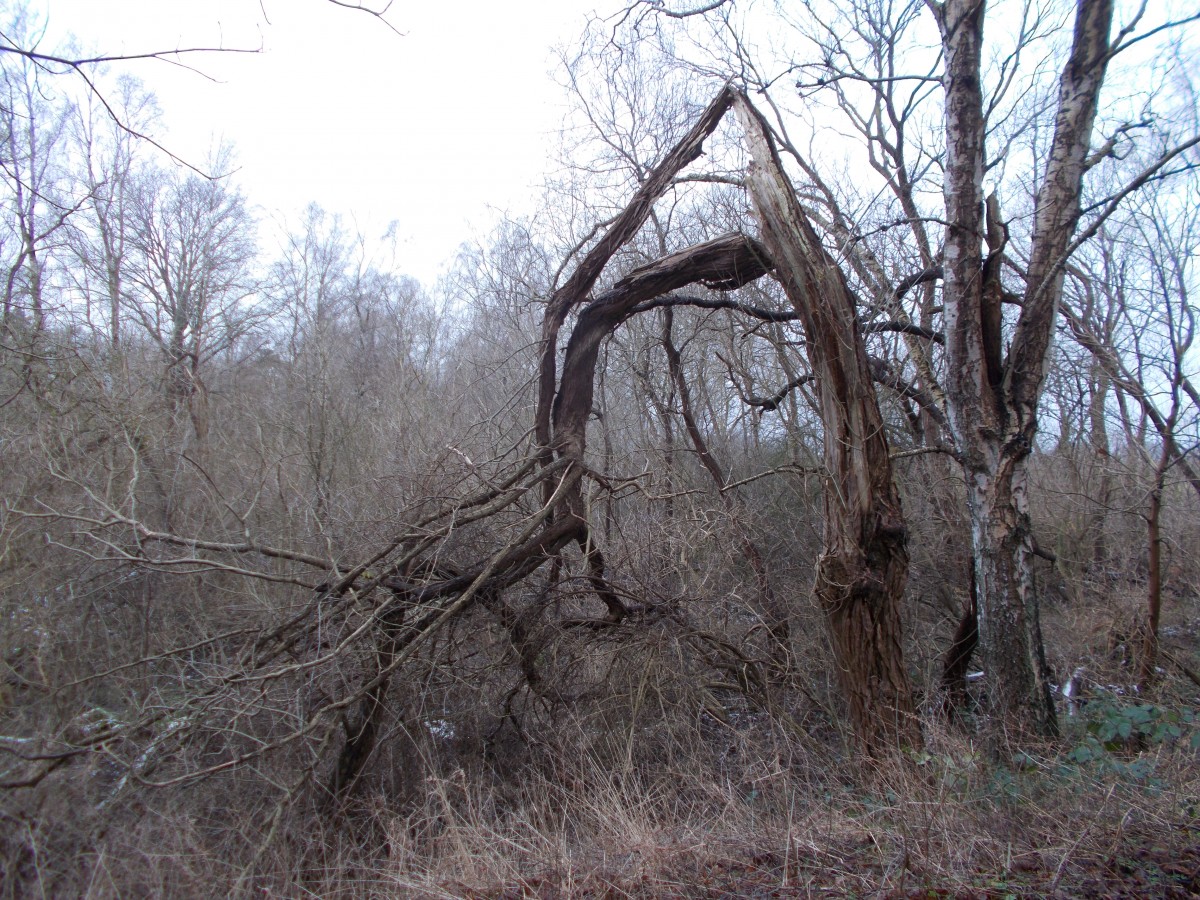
[286,724,1194,899]
[4,449,1198,899]
[3,676,1198,898]
[358,727,1199,899]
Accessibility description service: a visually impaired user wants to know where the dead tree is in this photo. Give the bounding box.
[734,93,921,756]
[9,89,930,809]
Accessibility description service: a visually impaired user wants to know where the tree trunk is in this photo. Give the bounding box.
[1088,363,1112,572]
[1139,435,1172,690]
[933,0,1113,738]
[734,93,920,756]
[966,450,1057,735]
[328,605,407,798]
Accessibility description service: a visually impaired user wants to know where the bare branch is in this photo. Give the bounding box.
[323,0,406,36]
[1055,136,1200,286]
[619,0,731,20]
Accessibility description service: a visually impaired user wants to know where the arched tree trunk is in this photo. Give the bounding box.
[734,93,921,756]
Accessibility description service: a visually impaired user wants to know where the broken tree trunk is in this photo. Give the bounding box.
[532,88,742,621]
[733,92,921,756]
[536,88,739,469]
[551,232,771,460]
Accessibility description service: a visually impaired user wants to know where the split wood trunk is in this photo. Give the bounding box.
[734,93,921,756]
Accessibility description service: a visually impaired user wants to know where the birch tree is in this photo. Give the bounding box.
[928,0,1114,735]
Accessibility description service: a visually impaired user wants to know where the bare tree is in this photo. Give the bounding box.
[922,0,1114,736]
[66,76,159,351]
[1064,173,1200,689]
[0,1,401,175]
[625,0,1200,737]
[123,151,257,441]
[0,10,76,334]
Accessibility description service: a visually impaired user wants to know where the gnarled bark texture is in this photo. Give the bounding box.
[734,93,921,756]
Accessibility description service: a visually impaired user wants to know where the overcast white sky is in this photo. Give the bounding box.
[35,0,607,284]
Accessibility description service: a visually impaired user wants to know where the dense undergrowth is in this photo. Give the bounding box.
[1,4,1198,893]
[4,566,1197,898]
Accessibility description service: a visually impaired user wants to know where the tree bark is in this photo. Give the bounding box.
[734,93,921,756]
[536,88,737,469]
[932,0,1113,738]
[1139,447,1168,691]
[328,603,408,798]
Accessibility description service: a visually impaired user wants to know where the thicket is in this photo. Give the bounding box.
[1,1,1198,896]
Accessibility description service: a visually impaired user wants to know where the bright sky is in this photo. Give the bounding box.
[35,0,607,284]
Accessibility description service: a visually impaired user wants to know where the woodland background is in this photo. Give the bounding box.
[1,0,1199,896]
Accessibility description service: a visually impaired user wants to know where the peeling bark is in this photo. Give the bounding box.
[932,0,1113,738]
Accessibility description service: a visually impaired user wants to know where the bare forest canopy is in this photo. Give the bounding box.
[2,1,1200,896]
